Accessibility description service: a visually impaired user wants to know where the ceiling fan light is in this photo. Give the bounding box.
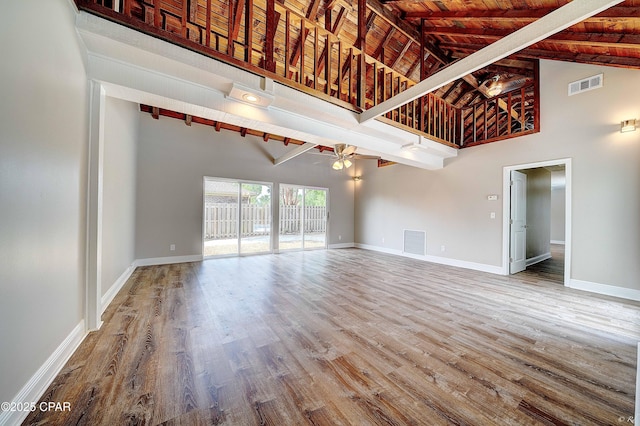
[486,83,503,97]
[332,160,343,170]
[343,159,353,169]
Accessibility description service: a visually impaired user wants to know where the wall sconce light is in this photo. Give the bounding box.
[621,119,636,133]
[352,176,362,181]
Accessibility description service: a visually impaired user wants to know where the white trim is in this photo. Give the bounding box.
[329,242,355,249]
[526,252,551,267]
[101,264,136,314]
[635,342,640,426]
[550,240,566,245]
[355,244,503,275]
[135,255,203,267]
[0,321,86,426]
[85,81,106,332]
[502,158,572,288]
[568,279,640,302]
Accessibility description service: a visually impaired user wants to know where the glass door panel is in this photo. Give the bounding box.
[279,185,304,250]
[303,188,327,249]
[240,183,272,254]
[203,179,239,257]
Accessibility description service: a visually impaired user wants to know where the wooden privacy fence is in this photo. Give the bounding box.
[204,203,326,240]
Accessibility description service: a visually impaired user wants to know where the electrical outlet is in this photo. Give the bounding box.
[382,237,385,243]
[170,244,176,251]
[490,212,496,219]
[339,235,342,241]
[441,245,446,252]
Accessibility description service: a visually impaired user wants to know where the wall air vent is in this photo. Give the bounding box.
[403,230,426,257]
[568,74,603,96]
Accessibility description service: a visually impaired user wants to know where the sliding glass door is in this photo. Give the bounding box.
[203,178,272,257]
[279,185,327,251]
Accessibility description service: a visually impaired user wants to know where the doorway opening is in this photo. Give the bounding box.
[203,177,273,257]
[502,159,571,286]
[279,184,328,251]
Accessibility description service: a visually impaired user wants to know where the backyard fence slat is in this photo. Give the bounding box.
[203,203,326,240]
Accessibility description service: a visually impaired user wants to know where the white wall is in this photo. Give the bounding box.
[523,168,551,259]
[101,97,138,297]
[0,0,88,405]
[356,59,640,292]
[135,113,355,260]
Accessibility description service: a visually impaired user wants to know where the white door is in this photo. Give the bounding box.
[510,170,527,273]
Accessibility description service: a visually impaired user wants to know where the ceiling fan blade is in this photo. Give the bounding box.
[352,154,380,160]
[342,145,357,156]
[334,143,346,156]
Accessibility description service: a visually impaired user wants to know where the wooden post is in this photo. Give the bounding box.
[533,59,540,132]
[245,0,254,64]
[264,0,276,72]
[227,0,235,56]
[285,11,290,78]
[356,0,366,109]
[206,0,212,48]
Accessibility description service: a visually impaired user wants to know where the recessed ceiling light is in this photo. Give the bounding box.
[243,93,259,103]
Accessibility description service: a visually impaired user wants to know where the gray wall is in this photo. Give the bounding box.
[135,113,355,259]
[523,168,551,260]
[101,97,139,297]
[0,0,88,403]
[551,172,566,243]
[356,59,640,291]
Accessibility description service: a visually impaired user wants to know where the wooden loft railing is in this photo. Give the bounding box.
[460,82,539,147]
[76,0,539,149]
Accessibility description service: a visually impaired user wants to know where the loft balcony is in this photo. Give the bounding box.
[75,0,540,153]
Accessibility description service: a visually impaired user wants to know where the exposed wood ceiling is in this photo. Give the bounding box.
[355,0,640,107]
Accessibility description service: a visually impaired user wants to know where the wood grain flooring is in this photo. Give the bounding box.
[24,248,640,425]
[520,244,565,285]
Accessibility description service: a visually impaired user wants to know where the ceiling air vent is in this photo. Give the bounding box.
[403,230,426,257]
[568,74,603,96]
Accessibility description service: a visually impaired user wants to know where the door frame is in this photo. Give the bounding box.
[501,158,572,286]
[278,183,329,252]
[202,176,274,258]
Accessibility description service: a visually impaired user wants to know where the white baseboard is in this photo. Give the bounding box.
[550,240,565,245]
[526,252,551,267]
[328,242,355,249]
[0,321,86,426]
[134,254,203,267]
[568,279,640,302]
[101,264,136,314]
[355,243,503,275]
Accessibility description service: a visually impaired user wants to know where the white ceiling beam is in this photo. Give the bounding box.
[273,142,319,166]
[359,0,624,124]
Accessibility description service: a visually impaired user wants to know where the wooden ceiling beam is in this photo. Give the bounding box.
[391,40,412,69]
[367,0,450,66]
[440,41,640,69]
[359,0,624,123]
[405,8,555,21]
[405,6,639,21]
[428,26,640,50]
[372,27,396,61]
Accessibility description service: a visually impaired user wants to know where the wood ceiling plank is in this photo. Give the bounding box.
[360,0,625,123]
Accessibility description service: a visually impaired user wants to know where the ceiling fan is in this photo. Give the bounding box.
[481,74,532,98]
[332,143,356,170]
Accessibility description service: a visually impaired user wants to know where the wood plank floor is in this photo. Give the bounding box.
[25,249,640,425]
[520,244,565,285]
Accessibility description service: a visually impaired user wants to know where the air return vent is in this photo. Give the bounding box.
[403,230,426,256]
[568,74,603,96]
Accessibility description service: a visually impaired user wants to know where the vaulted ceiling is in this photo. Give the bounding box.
[77,0,639,167]
[344,0,640,108]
